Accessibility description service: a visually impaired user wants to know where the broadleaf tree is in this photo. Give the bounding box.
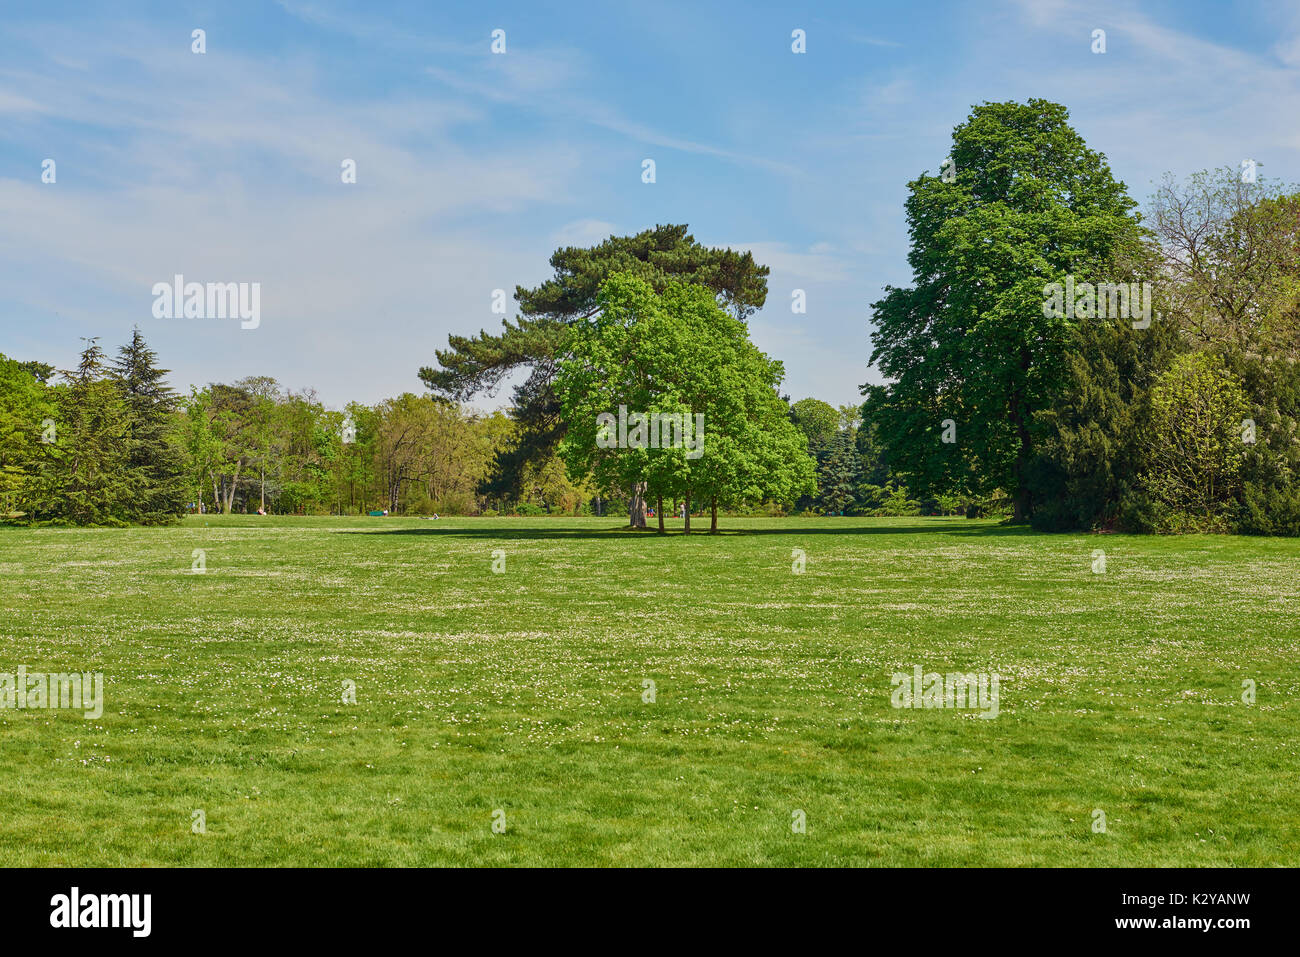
[863,99,1149,521]
[555,274,814,531]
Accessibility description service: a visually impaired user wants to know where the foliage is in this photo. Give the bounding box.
[111,328,188,524]
[858,481,921,516]
[790,398,841,454]
[25,340,131,525]
[421,225,770,500]
[1150,169,1300,356]
[1139,353,1250,531]
[1026,301,1182,532]
[864,99,1147,521]
[814,429,860,515]
[555,274,814,531]
[0,353,54,515]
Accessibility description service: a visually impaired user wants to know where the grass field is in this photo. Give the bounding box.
[1,514,1297,866]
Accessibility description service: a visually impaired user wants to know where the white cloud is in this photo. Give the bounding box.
[732,242,852,283]
[550,219,619,248]
[0,89,44,113]
[0,24,585,404]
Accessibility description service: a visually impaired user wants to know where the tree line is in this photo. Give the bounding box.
[1,332,588,522]
[5,98,1300,532]
[1,327,815,525]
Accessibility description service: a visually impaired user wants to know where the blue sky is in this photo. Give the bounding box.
[2,0,1299,411]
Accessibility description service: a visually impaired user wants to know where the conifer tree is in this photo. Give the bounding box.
[111,328,188,523]
[816,430,860,515]
[29,339,130,525]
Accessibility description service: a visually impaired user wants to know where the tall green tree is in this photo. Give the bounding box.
[206,383,257,513]
[179,387,221,514]
[335,401,378,514]
[863,99,1147,521]
[111,328,187,524]
[234,375,281,512]
[421,225,770,501]
[28,340,130,525]
[553,273,671,527]
[556,274,813,532]
[790,398,841,455]
[1026,290,1181,531]
[815,429,860,515]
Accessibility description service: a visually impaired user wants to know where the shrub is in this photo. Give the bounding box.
[1138,353,1249,532]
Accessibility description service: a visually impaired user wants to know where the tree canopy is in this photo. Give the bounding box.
[863,99,1147,521]
[420,225,770,501]
[555,273,813,530]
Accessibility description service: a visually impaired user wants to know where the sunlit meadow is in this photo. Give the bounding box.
[1,515,1296,866]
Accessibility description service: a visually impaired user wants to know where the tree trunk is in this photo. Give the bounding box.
[223,461,241,514]
[629,481,647,528]
[657,495,665,534]
[1013,482,1030,523]
[710,498,718,533]
[684,490,691,533]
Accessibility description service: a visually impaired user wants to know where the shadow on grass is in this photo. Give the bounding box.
[335,519,1035,541]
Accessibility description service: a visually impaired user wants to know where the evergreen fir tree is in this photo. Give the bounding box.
[29,339,130,525]
[816,430,860,515]
[1026,300,1180,531]
[111,328,188,524]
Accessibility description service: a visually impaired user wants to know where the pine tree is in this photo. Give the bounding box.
[816,430,859,515]
[29,339,130,525]
[111,328,188,524]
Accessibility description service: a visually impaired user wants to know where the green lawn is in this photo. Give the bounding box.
[1,515,1296,866]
